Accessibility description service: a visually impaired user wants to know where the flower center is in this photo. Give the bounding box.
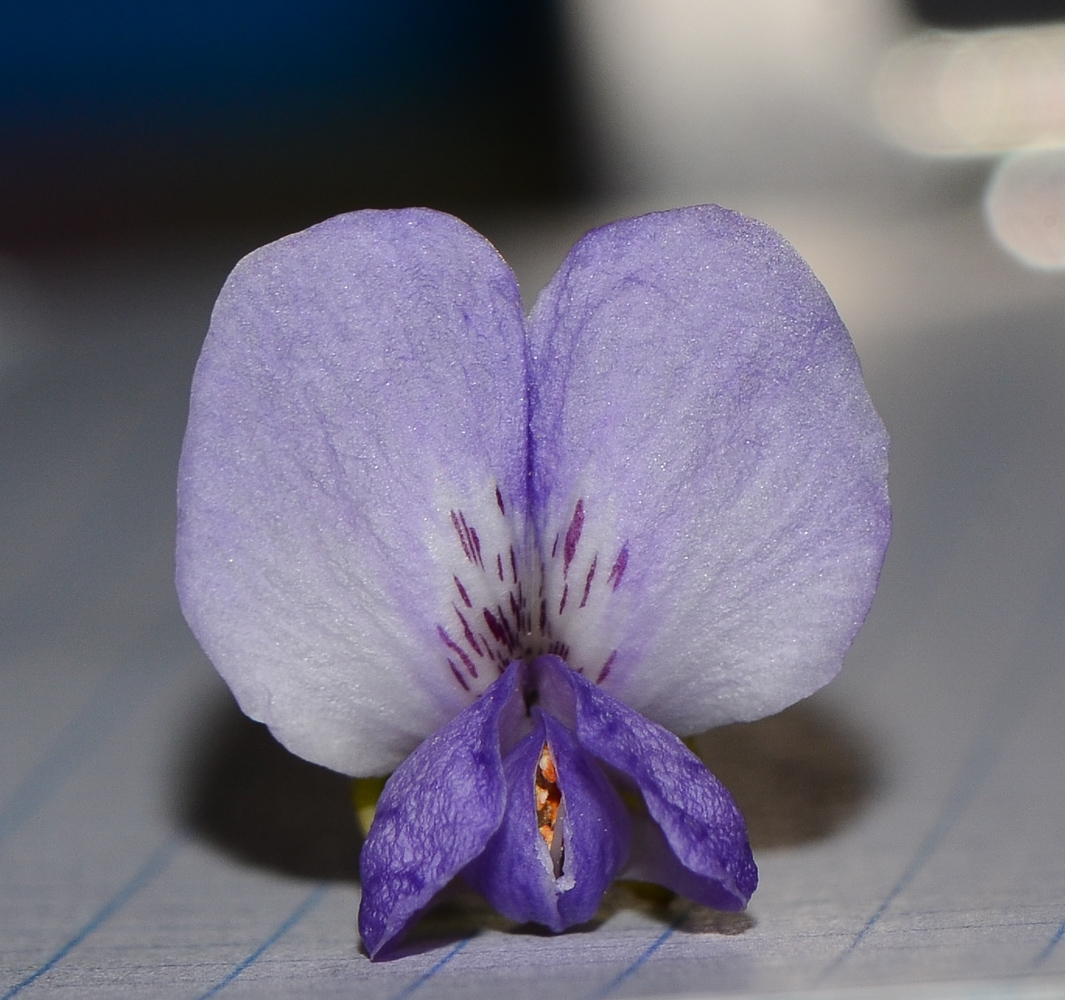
[435,486,629,695]
[534,741,565,878]
[535,742,561,846]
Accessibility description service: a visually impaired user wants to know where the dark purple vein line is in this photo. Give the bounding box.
[1,837,178,1000]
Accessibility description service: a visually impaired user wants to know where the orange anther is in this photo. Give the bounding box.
[534,742,562,847]
[538,745,557,784]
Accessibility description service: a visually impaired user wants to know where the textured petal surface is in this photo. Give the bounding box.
[537,655,757,909]
[526,205,890,731]
[464,710,630,931]
[357,662,523,959]
[177,209,529,774]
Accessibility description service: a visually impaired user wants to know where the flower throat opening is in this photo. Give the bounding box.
[535,742,565,878]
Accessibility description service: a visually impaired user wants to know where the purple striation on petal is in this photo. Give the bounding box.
[446,660,470,692]
[607,546,628,591]
[595,650,617,685]
[358,660,525,958]
[454,609,483,658]
[527,205,890,733]
[579,554,597,609]
[450,511,475,564]
[453,576,473,609]
[436,626,479,679]
[563,499,584,576]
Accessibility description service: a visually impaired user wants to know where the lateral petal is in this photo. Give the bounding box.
[177,209,530,775]
[538,655,757,910]
[526,205,890,731]
[357,661,524,959]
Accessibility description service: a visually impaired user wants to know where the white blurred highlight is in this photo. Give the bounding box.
[564,0,903,196]
[985,146,1065,269]
[876,24,1065,156]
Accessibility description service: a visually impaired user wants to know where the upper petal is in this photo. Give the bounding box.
[526,206,890,731]
[177,209,529,775]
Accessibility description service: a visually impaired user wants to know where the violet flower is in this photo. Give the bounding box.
[176,206,889,958]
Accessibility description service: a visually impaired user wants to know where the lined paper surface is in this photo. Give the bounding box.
[1,208,1064,999]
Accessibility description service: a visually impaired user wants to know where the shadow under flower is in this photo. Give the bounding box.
[177,695,363,880]
[364,879,756,960]
[690,700,878,852]
[176,691,876,942]
[373,877,757,959]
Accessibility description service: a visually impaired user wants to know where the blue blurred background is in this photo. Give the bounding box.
[0,0,578,245]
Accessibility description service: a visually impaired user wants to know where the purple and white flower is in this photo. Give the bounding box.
[176,205,889,958]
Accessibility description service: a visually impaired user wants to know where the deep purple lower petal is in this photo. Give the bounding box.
[533,655,757,909]
[543,712,631,927]
[625,813,750,911]
[358,662,524,958]
[462,719,559,927]
[361,654,755,957]
[464,709,630,931]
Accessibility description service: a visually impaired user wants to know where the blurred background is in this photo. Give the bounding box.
[0,0,1062,257]
[2,0,1065,298]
